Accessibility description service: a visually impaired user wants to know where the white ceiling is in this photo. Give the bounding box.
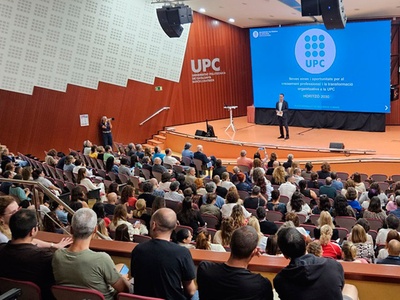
[180,0,400,28]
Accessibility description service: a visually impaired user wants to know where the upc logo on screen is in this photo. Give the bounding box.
[295,29,336,74]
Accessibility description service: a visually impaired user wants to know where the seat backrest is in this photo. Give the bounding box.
[266,210,283,222]
[365,218,383,232]
[181,156,191,166]
[237,165,250,174]
[299,224,316,238]
[336,227,349,243]
[246,208,258,217]
[237,190,250,200]
[297,214,306,224]
[117,292,165,300]
[141,169,151,180]
[370,174,388,182]
[165,199,181,213]
[336,172,349,181]
[132,234,152,244]
[152,171,162,183]
[334,216,356,231]
[118,174,130,184]
[0,277,41,300]
[175,224,193,235]
[201,214,219,229]
[309,214,320,226]
[279,195,289,204]
[51,285,105,300]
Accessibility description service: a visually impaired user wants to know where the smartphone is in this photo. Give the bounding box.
[120,264,129,275]
[258,147,265,150]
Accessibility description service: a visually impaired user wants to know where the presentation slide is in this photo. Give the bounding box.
[249,21,391,113]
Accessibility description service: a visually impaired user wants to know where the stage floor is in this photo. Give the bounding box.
[171,117,400,160]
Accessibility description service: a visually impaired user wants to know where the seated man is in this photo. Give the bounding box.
[131,208,196,300]
[52,208,129,300]
[164,181,184,202]
[152,157,170,175]
[163,148,180,166]
[377,239,400,265]
[319,177,337,199]
[202,182,225,209]
[274,227,345,300]
[197,226,273,300]
[194,145,216,168]
[0,209,55,299]
[236,150,253,170]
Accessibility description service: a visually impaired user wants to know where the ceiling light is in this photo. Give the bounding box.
[228,18,235,23]
[199,8,206,13]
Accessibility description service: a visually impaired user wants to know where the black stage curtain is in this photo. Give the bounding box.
[255,109,385,132]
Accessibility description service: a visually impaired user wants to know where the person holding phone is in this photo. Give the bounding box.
[100,116,113,148]
[276,93,289,140]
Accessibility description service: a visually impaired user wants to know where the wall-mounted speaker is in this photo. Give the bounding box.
[320,0,347,29]
[329,142,345,152]
[156,5,193,38]
[301,0,321,16]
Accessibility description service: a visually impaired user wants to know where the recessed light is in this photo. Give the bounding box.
[228,18,235,23]
[199,8,206,13]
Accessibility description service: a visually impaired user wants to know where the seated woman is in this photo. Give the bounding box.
[285,212,312,243]
[221,191,252,219]
[306,172,321,189]
[331,194,356,218]
[314,211,339,241]
[45,148,58,167]
[9,174,31,202]
[196,230,225,252]
[120,185,137,209]
[350,224,375,263]
[177,197,205,238]
[114,223,131,242]
[359,182,388,210]
[109,204,148,241]
[230,204,249,228]
[351,172,367,194]
[176,228,195,249]
[131,199,151,229]
[319,224,342,259]
[312,194,332,215]
[341,241,368,263]
[43,211,65,234]
[247,216,268,252]
[288,191,311,221]
[298,179,318,204]
[93,218,111,240]
[264,235,282,256]
[235,172,252,193]
[306,241,322,257]
[252,167,272,201]
[271,166,286,185]
[92,202,111,228]
[213,217,236,248]
[70,186,89,208]
[105,156,119,174]
[362,196,387,223]
[63,155,75,172]
[76,168,106,201]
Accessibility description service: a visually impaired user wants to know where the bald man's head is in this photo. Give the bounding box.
[388,239,400,256]
[151,208,177,236]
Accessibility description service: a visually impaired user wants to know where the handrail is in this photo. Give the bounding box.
[139,106,170,126]
[0,178,108,239]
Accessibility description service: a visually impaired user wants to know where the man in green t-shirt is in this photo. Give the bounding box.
[52,208,129,300]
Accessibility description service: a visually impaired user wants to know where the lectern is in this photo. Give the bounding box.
[224,105,238,132]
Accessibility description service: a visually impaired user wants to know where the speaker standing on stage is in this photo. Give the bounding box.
[100,116,113,148]
[276,93,289,140]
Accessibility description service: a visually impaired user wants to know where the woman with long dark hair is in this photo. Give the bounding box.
[177,197,205,238]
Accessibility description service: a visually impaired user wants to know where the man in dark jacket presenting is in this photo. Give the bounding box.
[276,93,289,139]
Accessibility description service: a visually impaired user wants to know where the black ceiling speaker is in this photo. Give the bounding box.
[320,0,347,29]
[301,0,321,16]
[156,5,193,38]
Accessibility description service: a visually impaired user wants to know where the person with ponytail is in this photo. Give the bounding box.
[319,224,342,259]
[196,230,225,252]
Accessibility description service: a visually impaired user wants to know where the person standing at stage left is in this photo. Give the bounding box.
[100,116,113,148]
[276,93,289,140]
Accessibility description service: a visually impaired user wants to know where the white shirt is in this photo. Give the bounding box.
[221,203,251,219]
[278,181,296,199]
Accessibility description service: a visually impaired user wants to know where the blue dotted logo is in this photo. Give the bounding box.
[253,31,259,38]
[295,29,336,74]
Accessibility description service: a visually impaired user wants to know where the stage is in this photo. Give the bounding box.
[163,117,400,176]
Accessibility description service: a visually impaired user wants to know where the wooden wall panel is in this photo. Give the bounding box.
[0,13,253,159]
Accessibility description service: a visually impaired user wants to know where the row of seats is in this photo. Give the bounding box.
[0,277,162,300]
